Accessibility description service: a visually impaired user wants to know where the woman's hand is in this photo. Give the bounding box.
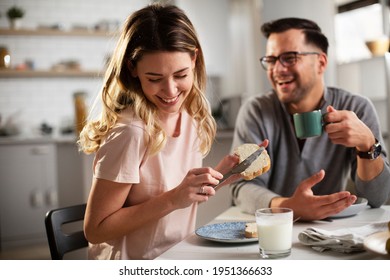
[170,167,223,208]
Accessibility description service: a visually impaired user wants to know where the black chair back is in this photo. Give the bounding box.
[45,203,88,260]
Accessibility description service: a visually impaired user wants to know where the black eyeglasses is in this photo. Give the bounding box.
[259,51,320,70]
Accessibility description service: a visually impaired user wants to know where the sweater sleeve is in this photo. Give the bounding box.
[230,94,280,213]
[231,180,279,214]
[351,96,390,207]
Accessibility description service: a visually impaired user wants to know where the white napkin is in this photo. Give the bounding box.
[298,222,388,253]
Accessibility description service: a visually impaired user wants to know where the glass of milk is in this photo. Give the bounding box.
[255,208,293,259]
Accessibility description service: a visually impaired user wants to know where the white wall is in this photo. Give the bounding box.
[224,0,263,100]
[177,0,229,77]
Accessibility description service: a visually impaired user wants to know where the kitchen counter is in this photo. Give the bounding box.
[0,134,78,145]
[0,129,234,144]
[215,129,234,139]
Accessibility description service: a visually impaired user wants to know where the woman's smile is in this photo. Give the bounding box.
[158,94,180,105]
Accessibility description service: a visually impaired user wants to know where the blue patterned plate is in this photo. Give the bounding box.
[195,221,257,243]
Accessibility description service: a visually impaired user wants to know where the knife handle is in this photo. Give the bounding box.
[213,170,233,189]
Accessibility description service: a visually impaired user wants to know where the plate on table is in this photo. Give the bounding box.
[364,231,390,256]
[195,221,257,243]
[328,197,368,219]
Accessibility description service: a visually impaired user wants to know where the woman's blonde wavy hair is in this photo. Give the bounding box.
[77,3,216,156]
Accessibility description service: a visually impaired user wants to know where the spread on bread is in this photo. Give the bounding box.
[244,222,258,238]
[234,143,271,180]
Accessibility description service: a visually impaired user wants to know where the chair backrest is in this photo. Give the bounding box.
[45,203,88,260]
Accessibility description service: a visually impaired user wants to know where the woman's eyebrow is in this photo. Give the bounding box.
[145,67,189,76]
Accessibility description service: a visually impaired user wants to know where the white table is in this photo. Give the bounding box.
[157,206,390,260]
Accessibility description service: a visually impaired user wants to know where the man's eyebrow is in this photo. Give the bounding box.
[145,67,189,76]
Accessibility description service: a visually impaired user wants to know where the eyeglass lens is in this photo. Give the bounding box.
[260,52,297,70]
[260,52,319,70]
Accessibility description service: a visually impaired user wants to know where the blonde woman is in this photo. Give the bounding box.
[78,3,239,259]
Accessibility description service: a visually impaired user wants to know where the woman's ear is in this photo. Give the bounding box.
[128,60,137,78]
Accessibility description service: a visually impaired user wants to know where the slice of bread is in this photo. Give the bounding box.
[234,143,271,180]
[244,222,258,238]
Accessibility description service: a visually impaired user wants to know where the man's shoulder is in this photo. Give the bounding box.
[327,86,370,103]
[327,86,353,95]
[244,91,278,107]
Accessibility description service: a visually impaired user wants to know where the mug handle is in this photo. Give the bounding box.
[322,112,331,127]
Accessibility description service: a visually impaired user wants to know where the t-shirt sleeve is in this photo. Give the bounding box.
[93,123,147,183]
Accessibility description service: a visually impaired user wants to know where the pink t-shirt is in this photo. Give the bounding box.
[88,108,202,259]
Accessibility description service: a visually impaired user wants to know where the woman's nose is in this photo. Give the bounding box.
[162,78,177,95]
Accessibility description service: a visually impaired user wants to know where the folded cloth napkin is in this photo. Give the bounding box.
[298,222,388,253]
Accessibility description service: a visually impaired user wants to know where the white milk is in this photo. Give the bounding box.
[257,221,292,250]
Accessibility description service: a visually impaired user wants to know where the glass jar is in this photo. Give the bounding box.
[0,46,11,68]
[73,92,88,136]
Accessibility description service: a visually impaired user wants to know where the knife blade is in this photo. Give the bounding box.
[213,146,265,189]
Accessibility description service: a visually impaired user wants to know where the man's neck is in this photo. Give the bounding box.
[287,85,324,114]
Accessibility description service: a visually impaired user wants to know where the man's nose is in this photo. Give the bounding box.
[272,58,287,71]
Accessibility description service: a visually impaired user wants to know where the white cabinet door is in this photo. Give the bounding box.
[337,56,387,100]
[56,142,90,207]
[337,55,390,149]
[0,144,58,248]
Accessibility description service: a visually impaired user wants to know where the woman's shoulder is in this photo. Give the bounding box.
[103,108,147,143]
[116,107,146,129]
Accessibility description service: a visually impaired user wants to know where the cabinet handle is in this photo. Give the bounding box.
[30,190,44,208]
[45,189,58,207]
[30,146,50,155]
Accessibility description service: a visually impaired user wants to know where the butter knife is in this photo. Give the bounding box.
[213,146,265,189]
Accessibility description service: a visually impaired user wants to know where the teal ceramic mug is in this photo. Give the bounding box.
[293,110,326,139]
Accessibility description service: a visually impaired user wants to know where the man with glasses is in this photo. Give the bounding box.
[230,17,390,221]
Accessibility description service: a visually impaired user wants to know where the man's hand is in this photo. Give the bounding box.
[325,105,384,181]
[324,105,375,151]
[271,170,357,220]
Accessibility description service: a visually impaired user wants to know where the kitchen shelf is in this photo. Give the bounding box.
[337,54,389,65]
[0,27,116,37]
[0,69,103,78]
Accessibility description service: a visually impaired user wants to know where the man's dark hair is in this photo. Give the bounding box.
[261,17,329,54]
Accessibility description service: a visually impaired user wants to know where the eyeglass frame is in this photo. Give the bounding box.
[259,51,320,70]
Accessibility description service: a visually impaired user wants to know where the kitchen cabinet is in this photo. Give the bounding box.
[0,143,58,249]
[337,54,390,150]
[0,139,91,249]
[56,141,92,207]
